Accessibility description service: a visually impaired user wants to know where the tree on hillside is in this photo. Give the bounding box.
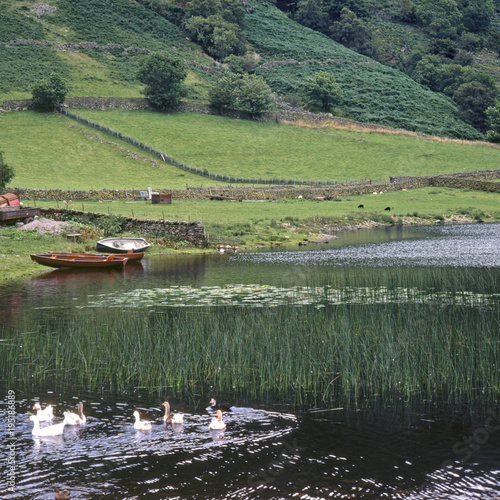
[485,104,500,142]
[416,0,463,38]
[185,0,245,27]
[236,74,274,115]
[184,15,246,60]
[324,0,368,20]
[461,1,493,32]
[294,0,330,33]
[208,68,241,112]
[301,71,343,112]
[31,73,68,111]
[329,8,378,57]
[453,81,496,129]
[0,151,15,193]
[137,53,187,109]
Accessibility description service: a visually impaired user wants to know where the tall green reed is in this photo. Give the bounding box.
[3,298,498,406]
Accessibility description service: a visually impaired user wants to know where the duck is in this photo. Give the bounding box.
[209,398,231,412]
[29,414,68,437]
[65,403,86,425]
[162,401,184,425]
[54,486,71,500]
[133,410,152,431]
[33,402,54,421]
[208,409,226,431]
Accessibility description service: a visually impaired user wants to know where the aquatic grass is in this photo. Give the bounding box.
[3,292,499,406]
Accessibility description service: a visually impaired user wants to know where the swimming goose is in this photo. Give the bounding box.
[209,398,231,412]
[29,414,68,437]
[162,401,184,425]
[133,410,152,431]
[33,403,54,421]
[209,409,226,430]
[54,486,71,500]
[65,403,86,425]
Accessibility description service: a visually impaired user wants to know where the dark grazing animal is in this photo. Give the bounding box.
[358,204,364,209]
[384,206,391,211]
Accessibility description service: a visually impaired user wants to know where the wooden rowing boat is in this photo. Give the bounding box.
[47,252,144,262]
[96,237,151,253]
[30,253,133,269]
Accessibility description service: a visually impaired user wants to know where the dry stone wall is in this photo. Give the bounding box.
[15,170,500,203]
[40,208,207,246]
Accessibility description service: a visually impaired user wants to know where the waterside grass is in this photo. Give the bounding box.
[3,295,499,406]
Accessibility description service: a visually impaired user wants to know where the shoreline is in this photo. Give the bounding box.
[1,213,487,283]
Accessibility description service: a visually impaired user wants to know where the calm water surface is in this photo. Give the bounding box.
[1,223,499,499]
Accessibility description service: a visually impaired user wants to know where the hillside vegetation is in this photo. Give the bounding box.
[0,0,488,139]
[3,109,499,190]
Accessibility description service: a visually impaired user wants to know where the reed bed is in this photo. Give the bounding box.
[4,295,499,406]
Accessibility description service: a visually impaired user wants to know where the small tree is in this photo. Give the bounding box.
[295,0,330,33]
[236,74,273,115]
[208,68,241,112]
[137,53,187,109]
[301,71,343,112]
[184,14,246,60]
[416,0,462,38]
[31,73,68,111]
[453,81,496,129]
[0,151,15,192]
[485,104,500,142]
[329,8,377,57]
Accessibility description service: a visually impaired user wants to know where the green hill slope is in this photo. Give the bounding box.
[0,0,215,99]
[246,0,482,140]
[0,0,485,140]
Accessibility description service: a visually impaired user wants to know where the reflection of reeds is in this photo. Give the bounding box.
[4,294,499,406]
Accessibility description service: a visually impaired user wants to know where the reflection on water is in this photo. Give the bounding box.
[1,223,499,499]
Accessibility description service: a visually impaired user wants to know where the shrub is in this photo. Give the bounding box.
[0,151,15,192]
[31,73,68,111]
[137,53,187,109]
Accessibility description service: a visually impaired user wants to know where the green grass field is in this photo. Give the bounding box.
[66,109,500,183]
[32,186,500,238]
[0,112,225,189]
[3,110,499,190]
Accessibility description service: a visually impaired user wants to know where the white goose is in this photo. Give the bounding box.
[65,403,86,425]
[33,403,54,421]
[29,414,68,437]
[133,410,152,431]
[209,409,226,430]
[162,401,184,425]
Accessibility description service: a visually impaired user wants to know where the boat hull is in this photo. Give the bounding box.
[96,237,151,253]
[47,252,144,262]
[30,253,132,269]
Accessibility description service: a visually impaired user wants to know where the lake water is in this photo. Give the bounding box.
[1,223,499,499]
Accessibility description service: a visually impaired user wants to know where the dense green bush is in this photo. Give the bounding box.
[31,73,68,111]
[0,150,15,192]
[137,53,188,109]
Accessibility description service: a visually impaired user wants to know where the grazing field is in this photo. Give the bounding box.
[32,187,500,244]
[61,110,500,184]
[0,112,225,189]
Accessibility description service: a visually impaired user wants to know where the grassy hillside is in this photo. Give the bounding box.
[0,112,225,189]
[3,110,499,190]
[0,0,485,140]
[0,0,216,100]
[245,0,482,139]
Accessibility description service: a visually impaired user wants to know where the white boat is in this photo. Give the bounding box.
[96,237,151,253]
